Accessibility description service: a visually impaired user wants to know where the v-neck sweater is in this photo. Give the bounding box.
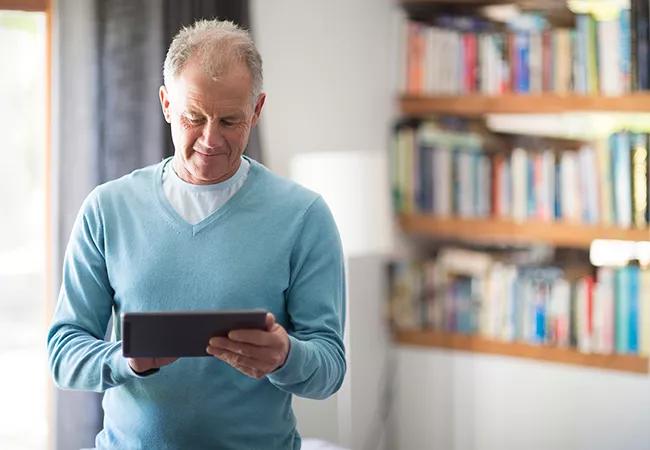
[47,157,346,450]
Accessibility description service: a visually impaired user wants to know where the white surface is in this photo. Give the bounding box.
[251,0,400,178]
[290,151,393,258]
[302,438,349,450]
[393,346,650,450]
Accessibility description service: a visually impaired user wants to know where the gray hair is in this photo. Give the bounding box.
[163,19,263,100]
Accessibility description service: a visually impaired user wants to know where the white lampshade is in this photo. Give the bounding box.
[290,150,393,257]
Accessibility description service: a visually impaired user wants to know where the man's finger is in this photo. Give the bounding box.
[206,346,271,372]
[225,329,274,345]
[208,338,267,360]
[265,312,275,331]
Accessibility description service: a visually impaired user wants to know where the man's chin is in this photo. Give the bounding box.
[190,166,236,184]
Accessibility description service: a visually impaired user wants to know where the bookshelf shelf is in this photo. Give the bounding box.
[399,94,650,117]
[400,0,565,6]
[400,0,572,25]
[395,329,650,374]
[398,214,650,248]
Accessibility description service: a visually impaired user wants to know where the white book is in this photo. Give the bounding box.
[521,280,534,342]
[560,151,580,223]
[594,138,613,225]
[576,278,592,354]
[478,155,491,217]
[529,31,543,93]
[579,145,600,224]
[500,267,518,342]
[423,25,435,94]
[541,149,555,221]
[594,267,615,354]
[452,32,462,94]
[501,159,512,218]
[457,151,474,218]
[482,263,505,338]
[598,19,623,96]
[433,146,452,216]
[554,29,572,94]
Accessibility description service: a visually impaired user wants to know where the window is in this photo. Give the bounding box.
[0,9,47,449]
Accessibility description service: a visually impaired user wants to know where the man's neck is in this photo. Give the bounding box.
[171,156,241,185]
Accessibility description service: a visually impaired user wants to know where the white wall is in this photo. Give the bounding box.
[251,0,400,178]
[393,347,650,450]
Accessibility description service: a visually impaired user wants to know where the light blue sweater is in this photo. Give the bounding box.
[47,157,347,450]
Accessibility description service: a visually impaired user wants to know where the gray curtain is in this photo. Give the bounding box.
[53,1,257,448]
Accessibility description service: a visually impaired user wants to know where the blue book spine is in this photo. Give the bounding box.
[516,32,530,93]
[636,0,649,89]
[527,156,535,218]
[472,152,480,217]
[575,15,588,94]
[628,265,639,353]
[609,133,619,224]
[418,144,434,212]
[617,132,632,227]
[535,296,545,343]
[620,8,631,90]
[554,160,562,219]
[615,268,629,353]
[452,149,461,215]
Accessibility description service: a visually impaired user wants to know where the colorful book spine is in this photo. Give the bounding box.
[631,133,648,228]
[628,265,640,353]
[400,7,648,96]
[615,267,629,353]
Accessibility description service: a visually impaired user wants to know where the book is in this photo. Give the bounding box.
[631,133,648,228]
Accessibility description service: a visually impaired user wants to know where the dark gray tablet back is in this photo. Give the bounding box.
[122,310,267,357]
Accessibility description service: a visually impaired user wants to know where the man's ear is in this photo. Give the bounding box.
[251,93,266,127]
[159,85,172,124]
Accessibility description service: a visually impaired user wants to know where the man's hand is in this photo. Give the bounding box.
[127,357,178,375]
[206,312,290,379]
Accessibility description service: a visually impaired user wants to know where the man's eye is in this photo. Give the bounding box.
[185,116,204,125]
[221,119,236,127]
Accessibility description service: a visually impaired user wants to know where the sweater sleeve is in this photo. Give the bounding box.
[47,189,139,392]
[267,196,347,399]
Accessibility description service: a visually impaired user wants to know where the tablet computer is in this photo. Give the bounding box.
[122,310,268,358]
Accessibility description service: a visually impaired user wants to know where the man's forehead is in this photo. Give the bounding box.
[168,61,251,102]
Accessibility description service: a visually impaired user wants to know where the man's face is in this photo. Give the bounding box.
[159,58,265,184]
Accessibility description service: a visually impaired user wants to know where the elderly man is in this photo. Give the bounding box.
[47,19,346,449]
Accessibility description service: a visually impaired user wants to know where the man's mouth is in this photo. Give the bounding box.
[194,149,228,157]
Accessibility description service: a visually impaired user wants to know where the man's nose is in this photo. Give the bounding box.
[201,121,225,149]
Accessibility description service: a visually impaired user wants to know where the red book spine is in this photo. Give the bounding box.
[464,33,478,93]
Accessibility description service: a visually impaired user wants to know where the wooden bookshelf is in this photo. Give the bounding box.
[395,329,650,374]
[398,214,650,248]
[400,94,650,117]
[400,0,565,7]
[400,0,572,26]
